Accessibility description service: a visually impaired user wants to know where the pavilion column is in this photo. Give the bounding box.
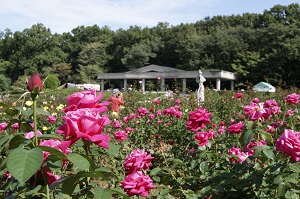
[216,78,221,90]
[123,79,127,91]
[161,78,165,92]
[230,80,234,90]
[142,78,145,92]
[182,78,187,92]
[101,79,104,91]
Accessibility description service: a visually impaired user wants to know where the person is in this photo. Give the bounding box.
[108,89,124,115]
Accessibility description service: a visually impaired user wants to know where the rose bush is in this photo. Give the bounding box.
[0,77,299,198]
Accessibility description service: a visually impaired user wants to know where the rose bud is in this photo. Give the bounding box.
[27,73,43,92]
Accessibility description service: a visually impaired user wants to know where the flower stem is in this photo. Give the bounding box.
[33,98,38,146]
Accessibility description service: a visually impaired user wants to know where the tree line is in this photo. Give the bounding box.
[0,3,300,92]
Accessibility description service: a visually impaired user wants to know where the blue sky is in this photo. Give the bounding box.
[0,0,299,34]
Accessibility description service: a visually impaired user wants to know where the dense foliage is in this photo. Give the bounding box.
[1,3,300,90]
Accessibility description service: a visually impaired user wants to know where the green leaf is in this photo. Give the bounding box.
[200,162,208,174]
[49,176,68,191]
[46,155,63,171]
[37,134,62,140]
[21,109,33,117]
[67,153,90,172]
[105,143,120,156]
[19,122,34,132]
[277,184,287,197]
[94,187,112,199]
[150,167,162,176]
[36,108,50,116]
[7,147,44,184]
[168,158,184,166]
[285,177,298,184]
[25,185,42,196]
[289,164,300,173]
[5,108,19,116]
[110,188,130,199]
[160,188,169,195]
[62,176,77,195]
[190,160,198,170]
[93,167,112,179]
[80,154,96,171]
[263,148,274,160]
[256,129,272,141]
[76,171,98,178]
[252,174,262,186]
[38,146,67,159]
[246,121,253,129]
[243,130,254,145]
[274,176,283,184]
[8,135,31,149]
[0,135,13,147]
[152,176,161,182]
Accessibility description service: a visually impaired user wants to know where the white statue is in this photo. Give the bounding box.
[196,70,206,105]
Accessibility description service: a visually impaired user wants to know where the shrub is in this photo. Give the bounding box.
[43,74,60,90]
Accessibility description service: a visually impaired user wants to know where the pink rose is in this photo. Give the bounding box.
[12,123,19,130]
[137,107,148,116]
[113,120,121,129]
[175,99,180,104]
[39,139,71,163]
[228,121,244,134]
[153,99,160,105]
[63,90,109,113]
[235,93,243,99]
[27,73,43,92]
[0,122,8,132]
[47,115,57,123]
[228,147,249,163]
[128,113,136,120]
[243,102,266,121]
[252,98,260,103]
[194,132,210,146]
[121,171,156,197]
[148,113,155,120]
[245,140,267,156]
[186,108,212,132]
[123,149,154,175]
[57,108,111,148]
[285,109,295,117]
[276,129,300,162]
[114,130,127,142]
[286,93,300,105]
[46,172,61,185]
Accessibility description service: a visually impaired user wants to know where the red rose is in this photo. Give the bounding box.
[27,73,43,92]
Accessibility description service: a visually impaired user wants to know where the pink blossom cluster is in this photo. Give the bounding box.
[226,92,299,164]
[163,105,182,118]
[121,149,156,197]
[112,102,186,143]
[243,98,281,121]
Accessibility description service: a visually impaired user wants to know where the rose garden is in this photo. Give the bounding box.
[0,74,299,198]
